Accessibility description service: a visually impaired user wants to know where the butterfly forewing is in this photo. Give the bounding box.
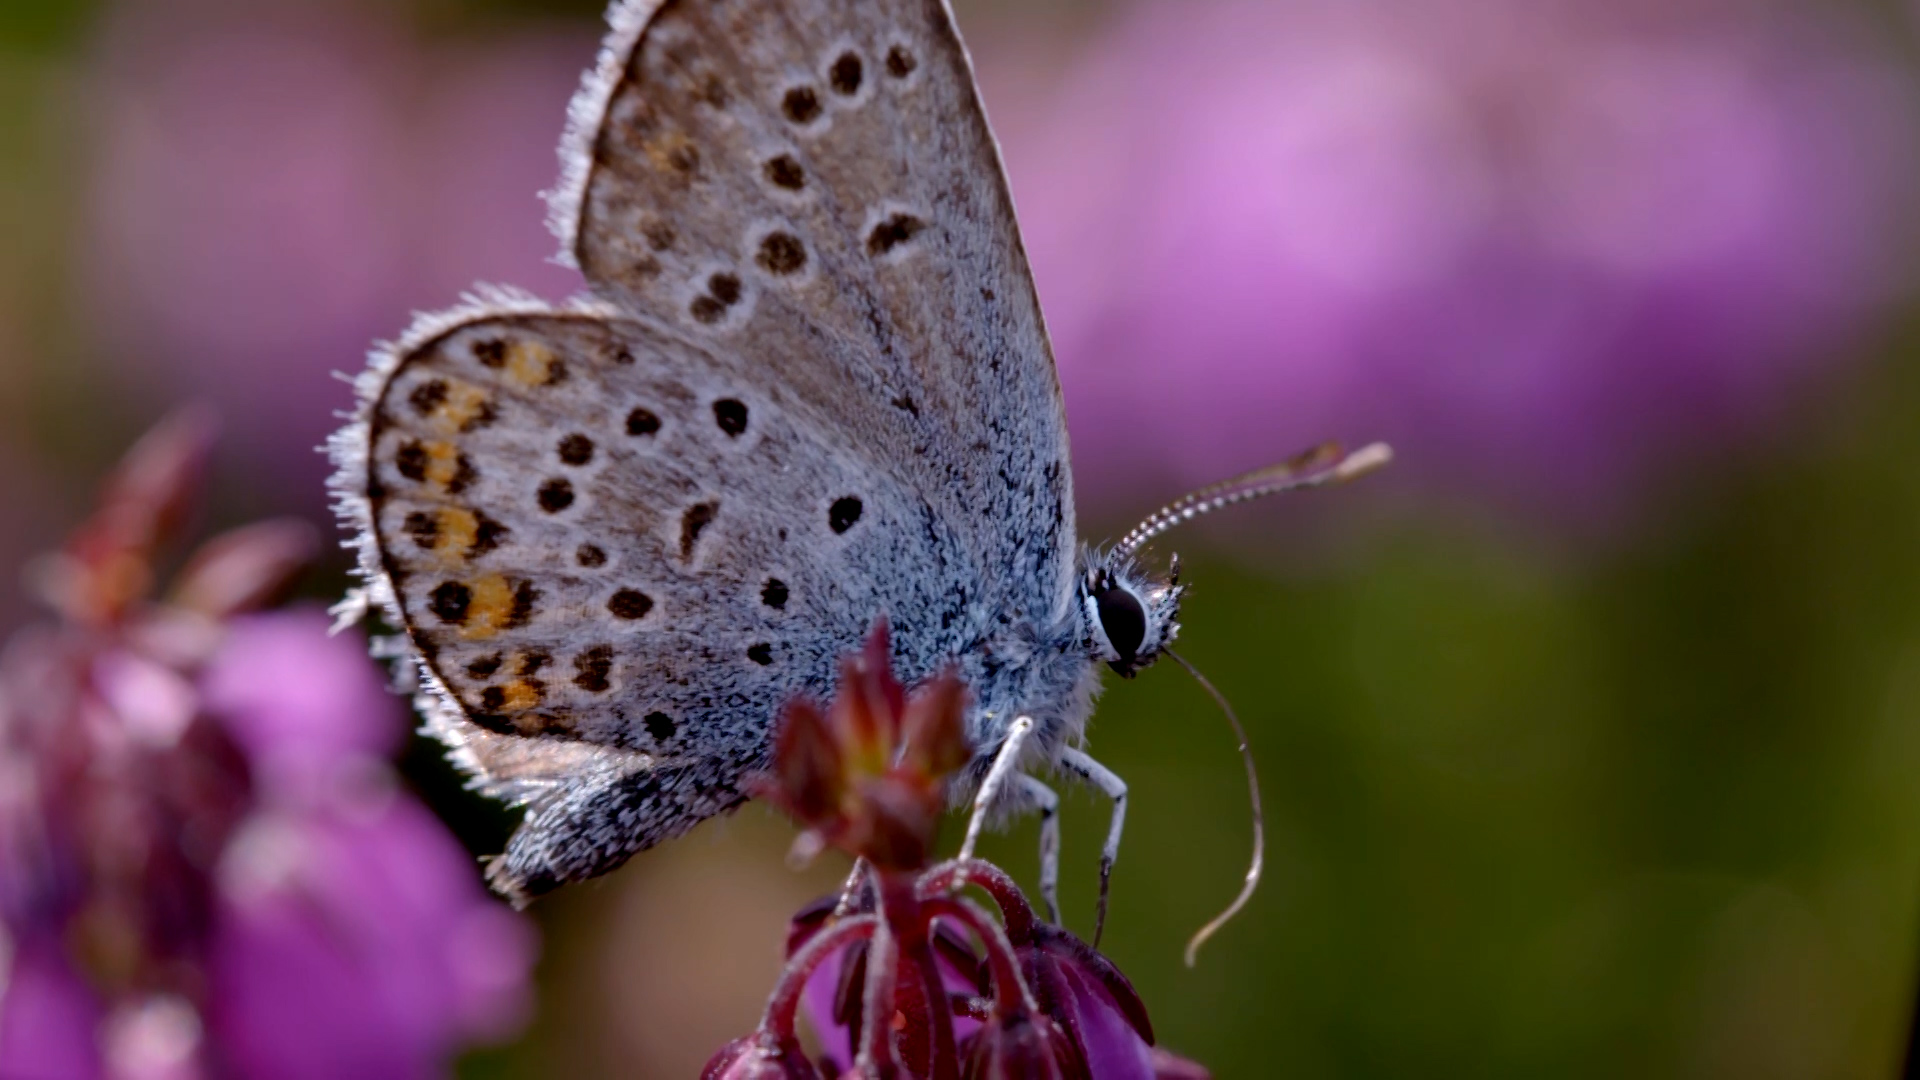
[560,0,1076,626]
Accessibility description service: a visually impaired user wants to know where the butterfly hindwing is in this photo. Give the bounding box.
[343,294,984,894]
[556,0,1078,629]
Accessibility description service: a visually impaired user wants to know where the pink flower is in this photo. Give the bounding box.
[994,0,1919,530]
[0,413,534,1078]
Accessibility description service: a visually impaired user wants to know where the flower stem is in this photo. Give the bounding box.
[854,902,900,1076]
[917,859,1037,945]
[906,931,959,1080]
[920,895,1035,1018]
[761,912,878,1041]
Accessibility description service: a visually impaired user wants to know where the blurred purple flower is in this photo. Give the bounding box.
[0,413,534,1079]
[84,4,589,512]
[993,0,1919,529]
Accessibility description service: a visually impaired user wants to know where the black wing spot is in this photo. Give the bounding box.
[404,511,438,549]
[408,379,448,415]
[611,345,635,365]
[608,588,653,620]
[680,501,718,560]
[429,581,471,624]
[471,510,510,556]
[506,580,539,628]
[782,85,822,124]
[447,453,477,495]
[867,214,925,256]
[457,398,496,434]
[886,45,917,78]
[830,52,863,96]
[626,407,661,437]
[829,496,863,535]
[757,232,807,275]
[761,578,789,610]
[666,142,699,174]
[690,272,743,325]
[747,643,773,666]
[558,433,594,466]
[395,441,428,482]
[480,686,506,711]
[645,711,677,742]
[538,477,575,513]
[712,398,749,437]
[516,649,552,677]
[576,544,607,568]
[473,339,507,367]
[643,220,676,252]
[574,645,614,693]
[764,154,806,191]
[466,654,502,679]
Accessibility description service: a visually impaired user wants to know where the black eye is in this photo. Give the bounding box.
[1094,587,1148,664]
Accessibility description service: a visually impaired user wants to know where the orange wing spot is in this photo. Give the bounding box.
[645,131,699,175]
[500,680,542,712]
[460,573,515,640]
[505,341,561,388]
[435,508,479,559]
[424,441,461,487]
[430,382,493,433]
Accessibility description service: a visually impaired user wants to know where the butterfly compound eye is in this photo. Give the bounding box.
[1094,587,1149,665]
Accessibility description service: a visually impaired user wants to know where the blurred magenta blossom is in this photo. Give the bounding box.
[0,414,534,1079]
[78,0,1920,535]
[995,0,1919,527]
[85,4,590,507]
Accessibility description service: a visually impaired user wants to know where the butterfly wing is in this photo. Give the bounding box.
[333,291,986,899]
[334,0,1082,899]
[554,0,1076,628]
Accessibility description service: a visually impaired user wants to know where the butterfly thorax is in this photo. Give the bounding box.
[946,547,1181,803]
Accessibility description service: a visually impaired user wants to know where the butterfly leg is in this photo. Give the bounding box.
[959,716,1035,863]
[1058,748,1128,946]
[1012,773,1062,924]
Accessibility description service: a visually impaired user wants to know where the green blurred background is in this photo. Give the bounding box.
[4,0,1920,1076]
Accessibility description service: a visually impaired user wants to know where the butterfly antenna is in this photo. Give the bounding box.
[1165,646,1263,968]
[1112,442,1392,561]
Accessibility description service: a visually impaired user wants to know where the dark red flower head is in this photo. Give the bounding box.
[721,635,1207,1080]
[759,621,970,872]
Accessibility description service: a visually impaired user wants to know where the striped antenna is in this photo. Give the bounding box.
[1112,442,1393,560]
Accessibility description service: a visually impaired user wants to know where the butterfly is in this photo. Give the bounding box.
[329,0,1387,938]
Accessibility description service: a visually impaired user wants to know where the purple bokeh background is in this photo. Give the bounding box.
[990,0,1917,527]
[67,0,1919,543]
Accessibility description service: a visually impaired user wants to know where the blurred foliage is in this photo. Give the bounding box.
[964,324,1920,1077]
[451,319,1920,1077]
[0,0,101,55]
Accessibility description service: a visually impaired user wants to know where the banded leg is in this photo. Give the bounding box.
[1059,748,1128,946]
[1012,773,1061,924]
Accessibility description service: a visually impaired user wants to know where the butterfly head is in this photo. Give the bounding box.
[1081,549,1184,679]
